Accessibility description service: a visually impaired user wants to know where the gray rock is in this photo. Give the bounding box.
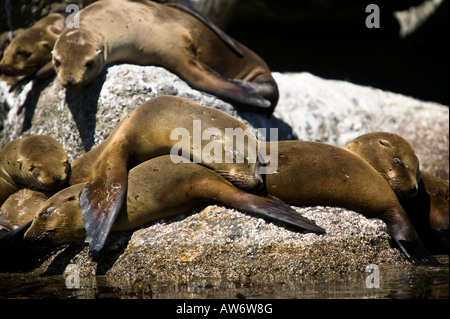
[0,65,448,278]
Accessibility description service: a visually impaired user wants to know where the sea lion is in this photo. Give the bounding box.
[70,95,264,256]
[52,0,278,112]
[15,155,323,250]
[0,189,48,230]
[0,136,70,205]
[399,172,449,254]
[344,132,449,254]
[262,140,439,265]
[0,213,12,240]
[0,13,65,78]
[344,132,420,198]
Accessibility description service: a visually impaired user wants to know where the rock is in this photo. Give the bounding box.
[1,65,448,177]
[272,72,449,179]
[37,205,406,281]
[0,65,448,278]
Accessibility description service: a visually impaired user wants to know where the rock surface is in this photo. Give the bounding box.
[0,65,448,279]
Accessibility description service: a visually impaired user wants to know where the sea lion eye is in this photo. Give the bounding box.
[379,140,387,146]
[392,158,403,166]
[17,50,31,58]
[54,58,61,68]
[85,60,95,69]
[29,165,35,172]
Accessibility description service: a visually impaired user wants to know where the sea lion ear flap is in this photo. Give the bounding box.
[378,140,391,148]
[39,41,52,52]
[47,25,62,38]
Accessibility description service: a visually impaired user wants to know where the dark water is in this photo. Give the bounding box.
[0,256,447,299]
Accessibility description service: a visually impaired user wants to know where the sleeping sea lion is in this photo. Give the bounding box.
[0,3,240,81]
[262,140,439,265]
[344,132,420,198]
[344,132,449,254]
[0,136,70,205]
[70,95,264,256]
[0,13,65,78]
[52,0,278,112]
[1,156,323,250]
[0,189,48,230]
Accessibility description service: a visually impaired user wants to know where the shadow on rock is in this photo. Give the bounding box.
[15,76,54,133]
[64,70,106,152]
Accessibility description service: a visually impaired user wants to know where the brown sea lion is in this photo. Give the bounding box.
[3,155,323,250]
[0,136,70,205]
[52,0,278,112]
[0,189,48,230]
[0,13,65,78]
[262,140,439,265]
[400,172,449,254]
[69,95,264,256]
[0,3,240,79]
[344,132,449,254]
[344,132,420,198]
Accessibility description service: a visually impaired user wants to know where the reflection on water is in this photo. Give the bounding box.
[0,256,448,299]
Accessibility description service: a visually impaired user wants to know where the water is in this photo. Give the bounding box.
[0,256,447,299]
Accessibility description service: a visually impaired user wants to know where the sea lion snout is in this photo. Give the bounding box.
[404,184,419,198]
[66,77,75,86]
[53,175,63,185]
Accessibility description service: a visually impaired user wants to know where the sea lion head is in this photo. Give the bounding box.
[0,189,48,229]
[24,184,86,246]
[52,29,105,88]
[0,28,55,76]
[16,136,70,191]
[345,132,420,198]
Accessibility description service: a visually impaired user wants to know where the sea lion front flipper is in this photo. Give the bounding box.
[8,74,34,92]
[35,61,55,78]
[163,3,243,58]
[0,221,32,244]
[7,62,55,92]
[80,177,127,257]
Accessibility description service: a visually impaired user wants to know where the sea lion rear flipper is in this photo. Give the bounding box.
[80,178,127,257]
[395,239,441,266]
[180,62,272,110]
[231,194,325,234]
[163,3,243,58]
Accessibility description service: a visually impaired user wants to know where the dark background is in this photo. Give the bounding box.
[227,0,449,106]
